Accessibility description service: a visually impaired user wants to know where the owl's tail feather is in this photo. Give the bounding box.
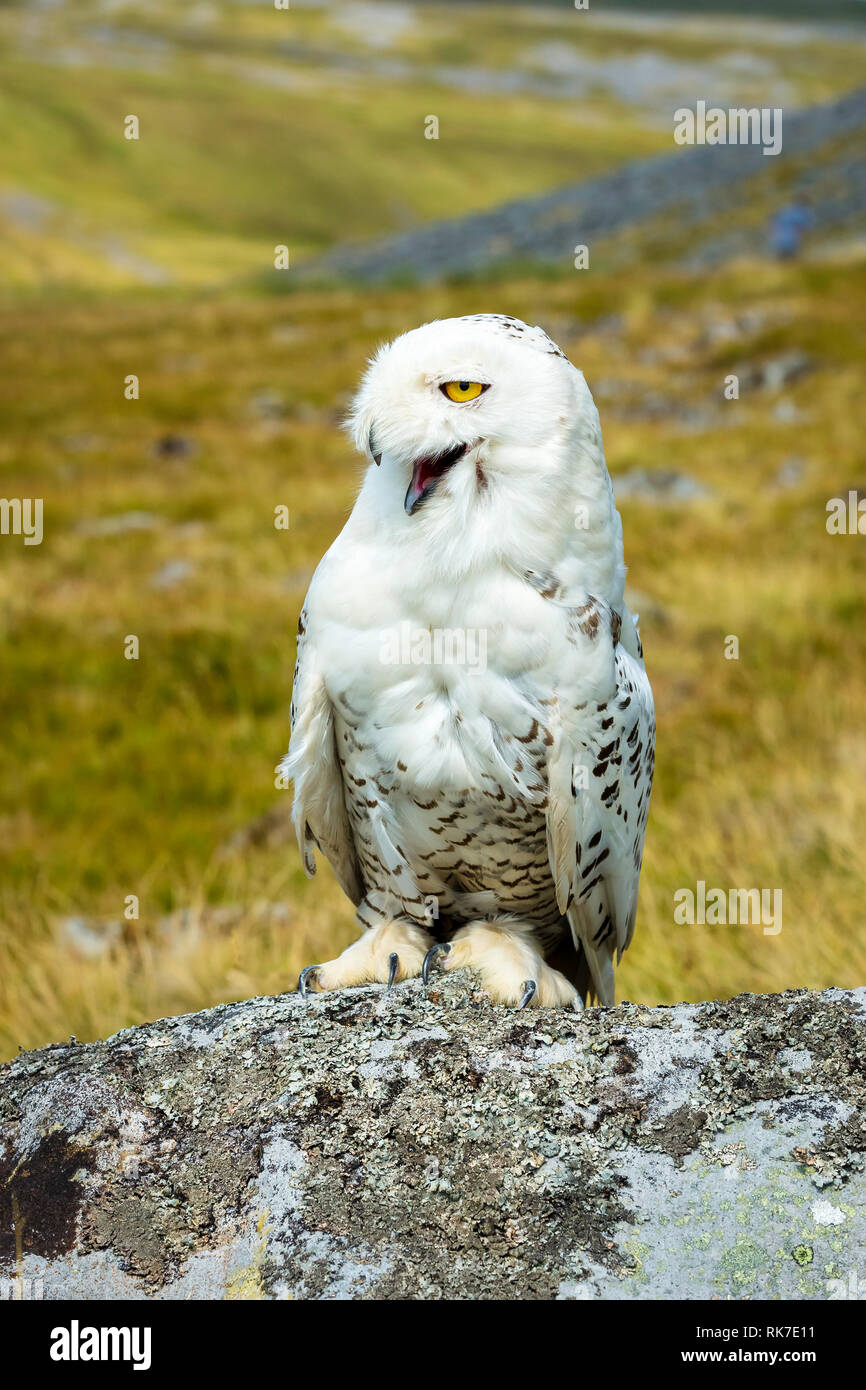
[573,944,599,1008]
[577,939,616,1007]
[566,889,618,1007]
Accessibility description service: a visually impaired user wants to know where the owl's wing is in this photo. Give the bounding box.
[544,592,655,1006]
[281,601,363,905]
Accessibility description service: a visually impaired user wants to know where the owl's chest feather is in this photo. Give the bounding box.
[336,699,560,932]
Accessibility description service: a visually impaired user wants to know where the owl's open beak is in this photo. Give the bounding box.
[404,441,469,516]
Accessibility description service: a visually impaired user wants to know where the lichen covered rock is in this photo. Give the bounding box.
[1,978,864,1300]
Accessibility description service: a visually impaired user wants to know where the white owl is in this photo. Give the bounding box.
[283,314,654,1009]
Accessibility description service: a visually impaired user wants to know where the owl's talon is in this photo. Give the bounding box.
[298,965,320,998]
[518,980,537,1010]
[422,941,451,985]
[386,952,399,988]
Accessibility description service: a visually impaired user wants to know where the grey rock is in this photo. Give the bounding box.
[0,189,56,232]
[614,468,713,504]
[737,352,813,394]
[773,399,804,424]
[149,560,193,590]
[1,982,863,1300]
[56,917,122,960]
[774,457,807,490]
[760,351,813,392]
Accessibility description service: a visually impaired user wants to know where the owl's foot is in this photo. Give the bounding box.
[297,919,434,997]
[424,920,580,1010]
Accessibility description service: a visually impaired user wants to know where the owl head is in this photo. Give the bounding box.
[345,314,611,577]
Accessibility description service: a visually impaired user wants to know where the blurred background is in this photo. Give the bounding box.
[1,0,865,1059]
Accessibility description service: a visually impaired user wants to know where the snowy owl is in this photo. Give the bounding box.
[283,313,654,1009]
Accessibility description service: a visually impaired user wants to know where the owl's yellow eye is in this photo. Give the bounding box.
[441,380,488,403]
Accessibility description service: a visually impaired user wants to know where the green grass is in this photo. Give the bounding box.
[1,249,865,1058]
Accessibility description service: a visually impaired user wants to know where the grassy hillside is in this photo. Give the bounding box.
[1,0,865,289]
[1,248,864,1057]
[0,56,666,289]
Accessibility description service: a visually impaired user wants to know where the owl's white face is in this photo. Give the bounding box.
[344,313,612,587]
[348,314,590,517]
